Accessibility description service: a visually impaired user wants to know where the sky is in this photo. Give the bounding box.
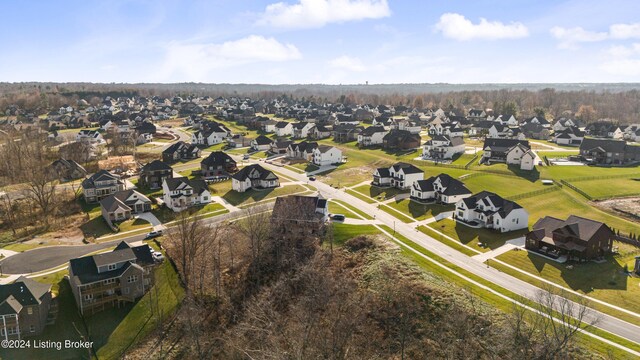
[1,0,640,84]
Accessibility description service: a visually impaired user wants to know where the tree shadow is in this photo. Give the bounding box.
[222,187,276,206]
[80,217,113,239]
[506,165,541,182]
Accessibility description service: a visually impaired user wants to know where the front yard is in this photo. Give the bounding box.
[351,184,408,201]
[221,184,309,207]
[153,202,227,223]
[426,218,527,252]
[383,199,455,223]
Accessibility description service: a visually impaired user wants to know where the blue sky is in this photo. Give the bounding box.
[1,0,640,84]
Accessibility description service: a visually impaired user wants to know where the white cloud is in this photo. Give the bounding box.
[329,55,366,71]
[434,13,528,41]
[257,0,390,29]
[610,23,640,39]
[601,43,640,76]
[159,35,301,80]
[550,26,609,49]
[551,23,640,49]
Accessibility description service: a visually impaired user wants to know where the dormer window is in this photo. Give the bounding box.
[107,264,116,271]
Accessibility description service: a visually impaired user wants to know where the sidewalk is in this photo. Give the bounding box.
[472,237,525,262]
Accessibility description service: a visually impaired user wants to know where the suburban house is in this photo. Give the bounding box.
[311,145,343,166]
[410,173,472,204]
[382,130,421,150]
[50,158,87,181]
[585,122,624,139]
[271,195,328,238]
[372,163,424,190]
[292,122,314,139]
[231,164,279,193]
[442,123,464,138]
[554,126,584,146]
[162,177,211,212]
[521,123,551,140]
[274,121,293,137]
[200,151,237,178]
[308,124,332,139]
[525,215,615,261]
[192,126,228,146]
[286,141,318,161]
[100,190,151,223]
[357,126,388,147]
[68,241,155,315]
[392,119,421,134]
[455,191,529,233]
[76,129,104,144]
[468,109,487,119]
[270,139,293,154]
[260,119,277,133]
[250,135,273,152]
[0,277,52,339]
[333,124,363,143]
[82,170,127,203]
[139,160,173,189]
[481,138,536,170]
[227,134,252,148]
[422,135,465,160]
[162,141,201,163]
[488,124,525,140]
[579,138,640,165]
[552,118,578,132]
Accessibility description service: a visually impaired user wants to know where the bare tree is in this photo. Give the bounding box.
[234,204,272,261]
[164,212,208,293]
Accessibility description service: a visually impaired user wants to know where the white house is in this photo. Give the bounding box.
[393,119,421,134]
[455,191,528,233]
[357,126,388,147]
[554,127,584,146]
[274,121,293,137]
[250,135,273,151]
[192,127,228,146]
[422,135,465,160]
[77,130,104,144]
[231,164,279,192]
[372,163,424,190]
[482,138,536,171]
[443,123,464,138]
[506,144,536,171]
[311,145,343,166]
[292,122,314,139]
[162,177,211,212]
[410,173,472,204]
[286,141,318,161]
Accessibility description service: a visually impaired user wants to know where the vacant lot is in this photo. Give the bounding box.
[463,174,546,198]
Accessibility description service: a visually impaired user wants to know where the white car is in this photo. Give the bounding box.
[152,252,165,262]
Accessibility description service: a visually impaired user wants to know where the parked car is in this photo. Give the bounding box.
[331,214,345,223]
[144,230,163,239]
[243,154,250,160]
[152,252,165,262]
[308,176,316,181]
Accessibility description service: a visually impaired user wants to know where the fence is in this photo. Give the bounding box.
[464,154,479,169]
[563,173,640,182]
[560,180,593,200]
[506,185,561,201]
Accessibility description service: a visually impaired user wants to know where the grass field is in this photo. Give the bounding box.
[153,202,226,223]
[352,184,408,201]
[426,218,528,252]
[385,199,454,222]
[570,177,640,200]
[463,174,546,197]
[378,204,416,223]
[537,150,580,159]
[418,225,478,256]
[494,241,640,314]
[222,184,307,206]
[330,199,375,220]
[345,189,377,204]
[332,223,381,245]
[327,200,359,218]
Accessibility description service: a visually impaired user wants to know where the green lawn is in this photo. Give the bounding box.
[2,242,44,253]
[427,218,528,252]
[345,189,377,204]
[494,242,640,315]
[154,202,226,223]
[288,161,319,173]
[569,177,640,200]
[385,199,454,222]
[537,150,579,159]
[327,200,358,218]
[517,189,640,234]
[418,226,479,256]
[463,174,546,198]
[352,184,408,201]
[332,224,381,245]
[221,184,307,206]
[377,204,415,223]
[541,163,640,181]
[118,218,152,232]
[81,217,151,239]
[330,199,374,220]
[450,153,477,166]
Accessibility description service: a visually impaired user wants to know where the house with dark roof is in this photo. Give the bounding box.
[200,151,237,178]
[231,164,279,193]
[271,195,328,238]
[286,141,318,161]
[139,160,173,189]
[311,145,343,166]
[579,138,640,165]
[162,177,211,212]
[100,190,151,223]
[333,124,363,143]
[308,124,332,139]
[454,191,528,233]
[162,141,201,163]
[382,130,421,150]
[250,135,273,151]
[270,139,293,154]
[481,138,536,170]
[68,241,155,315]
[554,126,584,146]
[410,173,472,204]
[274,121,293,137]
[192,122,229,146]
[525,215,614,260]
[82,170,127,203]
[50,158,87,181]
[0,277,52,339]
[422,135,465,160]
[357,126,388,147]
[373,163,424,190]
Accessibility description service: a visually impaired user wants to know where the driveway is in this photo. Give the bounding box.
[136,212,164,230]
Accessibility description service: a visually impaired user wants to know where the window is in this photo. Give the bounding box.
[84,294,93,301]
[107,264,117,271]
[127,275,138,283]
[123,288,130,294]
[27,307,33,315]
[103,278,116,285]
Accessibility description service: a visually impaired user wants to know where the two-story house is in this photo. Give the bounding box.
[0,277,52,339]
[286,141,318,161]
[422,135,465,160]
[162,141,201,163]
[274,121,294,137]
[357,126,388,147]
[231,164,279,193]
[162,177,212,212]
[69,241,155,315]
[410,173,472,204]
[481,138,536,170]
[455,191,528,233]
[76,129,104,144]
[82,170,127,203]
[372,163,424,190]
[311,145,343,166]
[139,160,173,189]
[292,122,314,139]
[250,135,273,152]
[200,151,238,178]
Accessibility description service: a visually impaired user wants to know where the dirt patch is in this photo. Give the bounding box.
[24,214,87,246]
[595,197,640,224]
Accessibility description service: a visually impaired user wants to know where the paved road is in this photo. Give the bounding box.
[254,157,640,346]
[0,209,247,274]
